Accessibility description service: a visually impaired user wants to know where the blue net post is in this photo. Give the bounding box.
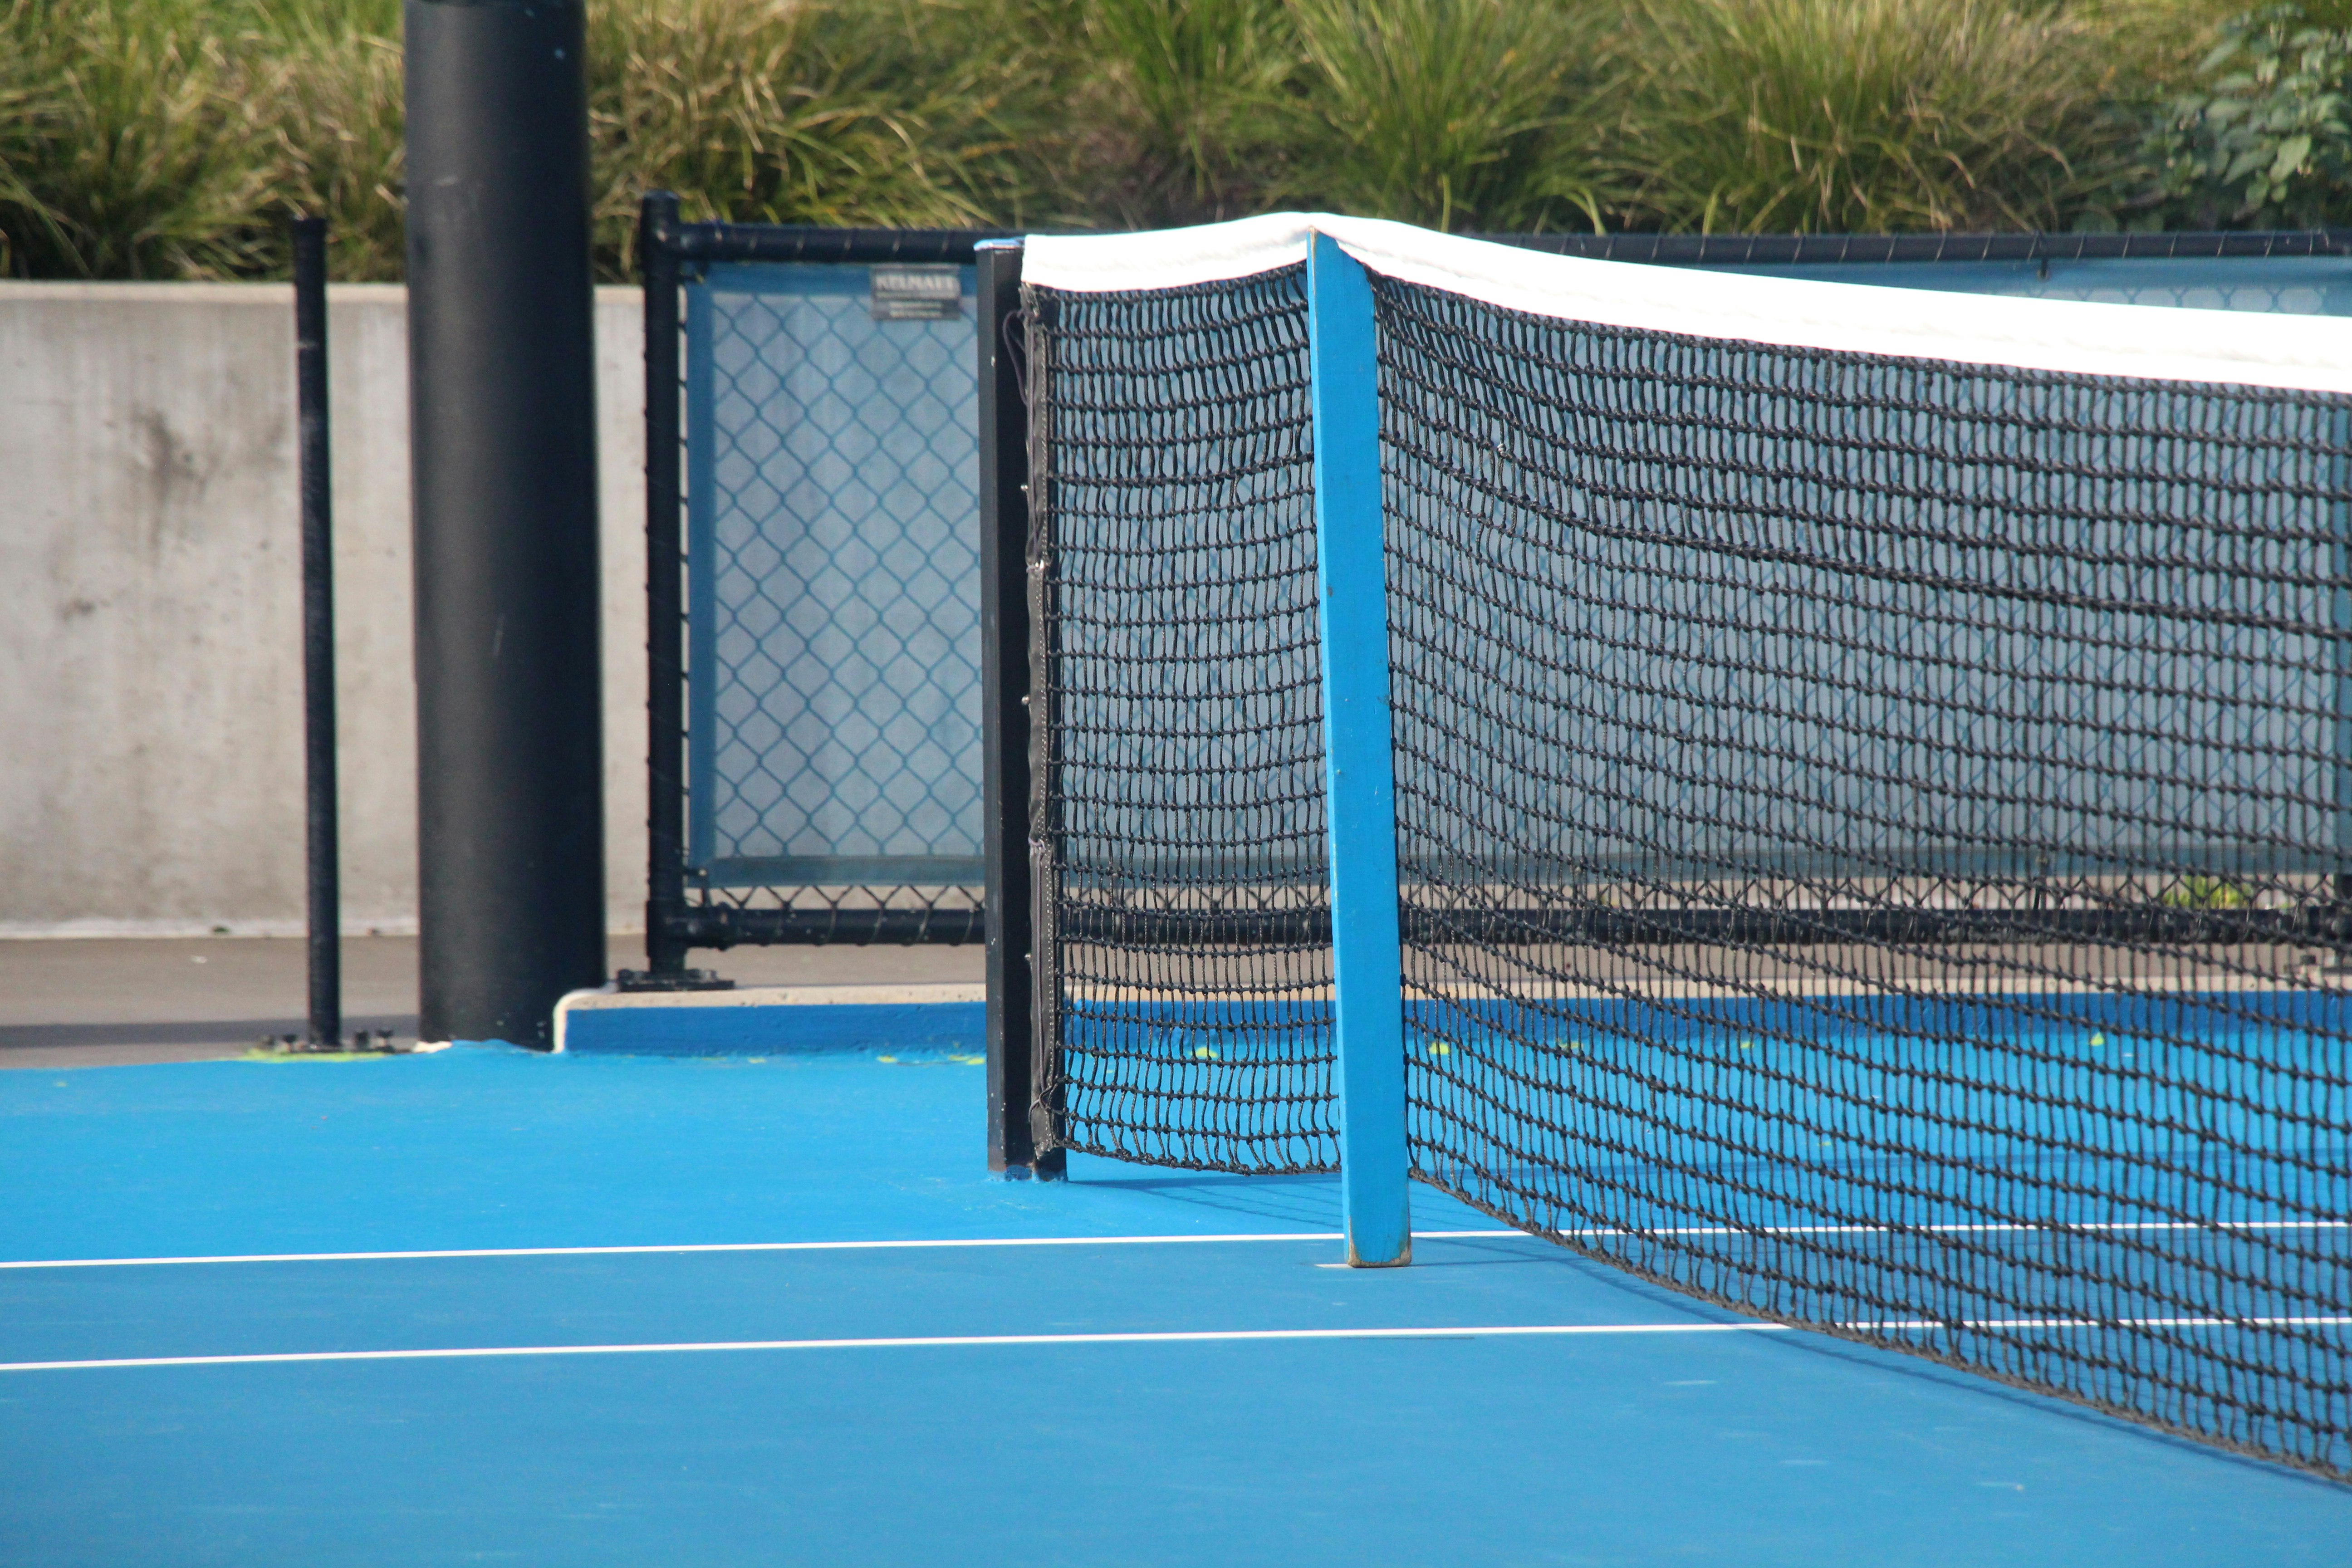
[1308,233,1411,1267]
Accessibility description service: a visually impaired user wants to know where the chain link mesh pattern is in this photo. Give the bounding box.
[686,264,984,929]
[1023,253,2352,1476]
[1026,269,1338,1171]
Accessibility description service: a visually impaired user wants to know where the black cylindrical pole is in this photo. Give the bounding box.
[292,215,341,1049]
[405,0,605,1045]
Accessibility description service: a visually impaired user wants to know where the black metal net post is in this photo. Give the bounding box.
[637,191,700,983]
[1021,284,1070,1164]
[291,215,341,1049]
[978,241,1058,1175]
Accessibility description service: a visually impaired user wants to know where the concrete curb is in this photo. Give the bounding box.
[553,983,985,1057]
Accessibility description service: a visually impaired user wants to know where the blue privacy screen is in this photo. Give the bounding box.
[685,262,985,891]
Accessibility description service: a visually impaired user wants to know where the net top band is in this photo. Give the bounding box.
[1024,213,2352,395]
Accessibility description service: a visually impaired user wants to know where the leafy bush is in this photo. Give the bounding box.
[586,0,1036,255]
[250,3,407,281]
[0,0,1062,279]
[0,0,278,279]
[1078,0,1298,223]
[1604,0,2132,233]
[1280,0,1606,232]
[2140,4,2352,226]
[1067,0,1612,230]
[0,0,2310,279]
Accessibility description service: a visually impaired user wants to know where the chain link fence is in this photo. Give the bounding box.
[687,261,984,914]
[639,207,1009,977]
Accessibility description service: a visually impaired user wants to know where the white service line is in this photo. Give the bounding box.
[1872,1317,2352,1331]
[9,1316,2342,1372]
[0,1230,1521,1271]
[1549,1220,2352,1240]
[0,1321,1788,1373]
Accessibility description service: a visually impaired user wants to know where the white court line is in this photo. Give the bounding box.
[7,1315,2347,1375]
[8,1219,2340,1271]
[1552,1220,2352,1240]
[0,1322,1786,1372]
[0,1230,1519,1271]
[1872,1318,2352,1331]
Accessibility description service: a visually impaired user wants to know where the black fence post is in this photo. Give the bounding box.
[978,242,1057,1176]
[405,0,607,1045]
[291,216,341,1049]
[641,191,693,979]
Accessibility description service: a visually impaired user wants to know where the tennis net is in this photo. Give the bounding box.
[1016,215,2352,1477]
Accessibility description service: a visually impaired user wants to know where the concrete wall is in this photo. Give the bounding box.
[0,282,648,937]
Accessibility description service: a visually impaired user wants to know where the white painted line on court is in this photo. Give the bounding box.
[1869,1317,2352,1331]
[10,1313,2347,1374]
[10,1313,2347,1375]
[0,1321,1788,1372]
[0,1230,1521,1271]
[9,1218,2338,1270]
[1548,1220,2352,1240]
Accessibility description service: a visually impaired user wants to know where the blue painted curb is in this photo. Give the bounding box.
[559,1000,986,1058]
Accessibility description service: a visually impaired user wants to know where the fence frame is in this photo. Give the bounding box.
[635,192,1015,979]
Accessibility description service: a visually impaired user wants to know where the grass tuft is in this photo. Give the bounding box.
[0,0,277,279]
[1081,0,1299,223]
[1280,0,1608,231]
[1607,0,2135,233]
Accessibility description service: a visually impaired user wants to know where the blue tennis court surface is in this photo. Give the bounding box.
[4,1044,2347,1565]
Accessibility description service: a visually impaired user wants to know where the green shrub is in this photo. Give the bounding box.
[0,0,2303,279]
[1279,0,1607,231]
[2140,4,2352,226]
[1077,0,1298,224]
[1605,0,2132,233]
[249,4,408,280]
[587,0,1067,253]
[0,0,279,279]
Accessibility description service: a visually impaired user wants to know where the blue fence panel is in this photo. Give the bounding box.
[685,262,984,890]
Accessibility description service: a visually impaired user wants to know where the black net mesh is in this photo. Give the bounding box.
[1025,268,1338,1171]
[1372,274,2352,1478]
[1022,258,2352,1477]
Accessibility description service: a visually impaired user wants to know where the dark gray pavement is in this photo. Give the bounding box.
[0,936,981,1069]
